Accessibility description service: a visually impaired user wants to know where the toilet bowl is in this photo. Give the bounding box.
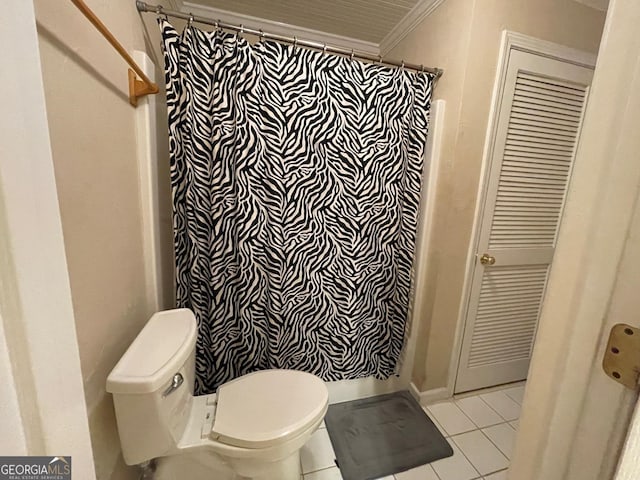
[106,309,329,480]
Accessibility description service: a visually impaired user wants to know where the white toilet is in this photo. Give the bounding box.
[106,308,329,480]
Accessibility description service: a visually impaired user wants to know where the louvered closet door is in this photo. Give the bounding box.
[455,49,593,393]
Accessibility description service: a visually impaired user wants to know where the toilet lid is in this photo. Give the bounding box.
[211,370,328,448]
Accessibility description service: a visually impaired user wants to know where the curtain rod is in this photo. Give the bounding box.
[136,1,444,79]
[70,0,159,106]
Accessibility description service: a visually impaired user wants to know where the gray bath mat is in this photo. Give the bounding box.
[325,391,453,480]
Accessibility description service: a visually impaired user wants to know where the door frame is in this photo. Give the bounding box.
[615,401,640,479]
[448,31,597,396]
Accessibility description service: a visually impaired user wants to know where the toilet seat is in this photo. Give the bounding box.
[211,370,328,449]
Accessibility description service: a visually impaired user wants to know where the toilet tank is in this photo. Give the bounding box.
[107,309,198,465]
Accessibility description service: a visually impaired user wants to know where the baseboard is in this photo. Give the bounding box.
[408,381,422,403]
[409,382,451,407]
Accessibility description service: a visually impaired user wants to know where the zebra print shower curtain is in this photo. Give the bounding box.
[160,20,433,395]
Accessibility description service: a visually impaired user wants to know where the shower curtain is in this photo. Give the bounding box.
[160,20,433,395]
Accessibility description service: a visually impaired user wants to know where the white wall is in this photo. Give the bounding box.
[389,0,605,391]
[0,0,95,476]
[511,0,640,478]
[34,1,173,477]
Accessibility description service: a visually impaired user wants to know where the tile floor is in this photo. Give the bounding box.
[300,383,526,480]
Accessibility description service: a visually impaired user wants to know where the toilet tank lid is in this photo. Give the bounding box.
[106,309,198,395]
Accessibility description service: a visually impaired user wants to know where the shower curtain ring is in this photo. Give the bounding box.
[239,24,245,36]
[188,13,194,26]
[401,60,405,69]
[157,5,168,20]
[293,36,298,48]
[378,55,382,65]
[259,29,265,40]
[350,49,355,61]
[323,44,327,55]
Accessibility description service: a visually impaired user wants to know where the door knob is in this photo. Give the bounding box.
[479,253,496,265]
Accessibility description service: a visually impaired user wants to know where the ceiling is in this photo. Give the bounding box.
[190,0,417,44]
[173,0,444,54]
[169,0,608,55]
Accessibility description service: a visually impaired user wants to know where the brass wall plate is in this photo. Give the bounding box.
[602,323,640,389]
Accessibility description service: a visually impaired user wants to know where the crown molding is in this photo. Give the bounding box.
[180,1,380,54]
[379,0,447,56]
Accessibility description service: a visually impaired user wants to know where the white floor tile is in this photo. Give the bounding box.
[304,466,343,480]
[426,402,476,436]
[430,442,479,480]
[301,429,336,474]
[455,396,504,428]
[482,423,517,459]
[483,469,508,480]
[373,476,395,480]
[451,430,509,476]
[319,420,326,429]
[423,407,449,438]
[395,463,440,480]
[502,386,526,405]
[509,420,519,430]
[479,391,521,421]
